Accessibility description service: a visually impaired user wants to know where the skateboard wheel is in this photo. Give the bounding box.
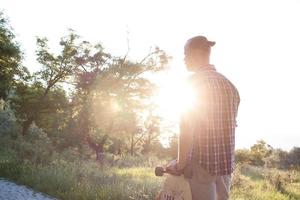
[155,166,165,176]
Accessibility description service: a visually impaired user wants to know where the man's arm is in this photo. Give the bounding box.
[176,111,195,170]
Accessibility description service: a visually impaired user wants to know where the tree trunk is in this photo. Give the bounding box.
[95,145,105,164]
[86,134,108,164]
[116,139,122,155]
[130,133,134,156]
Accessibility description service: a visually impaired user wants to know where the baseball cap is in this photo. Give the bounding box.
[185,36,216,50]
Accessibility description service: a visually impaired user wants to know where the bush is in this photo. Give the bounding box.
[0,109,20,138]
[235,149,252,164]
[8,124,55,165]
[264,149,289,169]
[231,165,253,190]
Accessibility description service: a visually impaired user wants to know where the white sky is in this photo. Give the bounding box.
[1,0,300,150]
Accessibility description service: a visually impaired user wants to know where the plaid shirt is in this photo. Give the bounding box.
[187,65,240,176]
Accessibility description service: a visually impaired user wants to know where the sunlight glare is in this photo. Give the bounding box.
[153,71,197,122]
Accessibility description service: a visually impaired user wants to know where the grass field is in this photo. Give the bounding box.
[1,152,300,200]
[230,164,300,200]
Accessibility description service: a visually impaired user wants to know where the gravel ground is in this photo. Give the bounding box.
[0,179,56,200]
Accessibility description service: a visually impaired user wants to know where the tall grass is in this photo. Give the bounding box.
[1,156,300,200]
[231,164,300,200]
[0,148,166,200]
[0,135,299,200]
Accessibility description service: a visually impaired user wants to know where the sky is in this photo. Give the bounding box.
[1,0,300,150]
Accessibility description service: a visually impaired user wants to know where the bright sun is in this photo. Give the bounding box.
[152,68,197,123]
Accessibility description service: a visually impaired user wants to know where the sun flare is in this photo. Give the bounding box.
[153,71,197,122]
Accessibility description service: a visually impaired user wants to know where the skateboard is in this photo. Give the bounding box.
[155,165,192,200]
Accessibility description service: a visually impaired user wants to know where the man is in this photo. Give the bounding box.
[168,36,240,200]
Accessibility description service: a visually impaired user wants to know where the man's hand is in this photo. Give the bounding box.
[176,160,187,171]
[165,160,182,176]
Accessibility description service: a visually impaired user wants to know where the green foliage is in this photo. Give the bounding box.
[1,15,171,154]
[110,154,166,168]
[0,124,55,165]
[235,141,300,170]
[1,146,300,200]
[288,147,300,169]
[1,11,299,200]
[64,34,170,156]
[1,133,300,200]
[231,164,300,200]
[142,114,161,154]
[0,108,20,137]
[0,12,24,100]
[250,140,273,166]
[235,148,252,164]
[10,82,69,135]
[7,31,82,136]
[0,144,164,200]
[35,31,79,88]
[265,149,289,169]
[235,140,274,166]
[162,134,178,159]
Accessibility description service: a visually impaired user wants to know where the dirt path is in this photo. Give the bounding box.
[0,179,56,200]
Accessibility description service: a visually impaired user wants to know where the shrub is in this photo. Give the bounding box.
[0,109,20,138]
[9,124,55,165]
[235,149,252,164]
[264,149,289,169]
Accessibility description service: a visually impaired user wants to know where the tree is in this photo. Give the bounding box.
[69,40,169,159]
[166,134,178,159]
[264,148,289,169]
[0,11,27,100]
[35,34,169,158]
[11,81,69,136]
[287,147,300,168]
[142,113,161,154]
[18,31,79,135]
[250,140,273,166]
[235,149,252,164]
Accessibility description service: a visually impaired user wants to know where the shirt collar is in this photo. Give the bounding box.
[195,64,216,73]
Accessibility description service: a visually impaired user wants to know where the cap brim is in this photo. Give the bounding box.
[208,41,216,47]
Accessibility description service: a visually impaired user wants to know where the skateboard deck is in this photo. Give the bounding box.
[157,174,192,200]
